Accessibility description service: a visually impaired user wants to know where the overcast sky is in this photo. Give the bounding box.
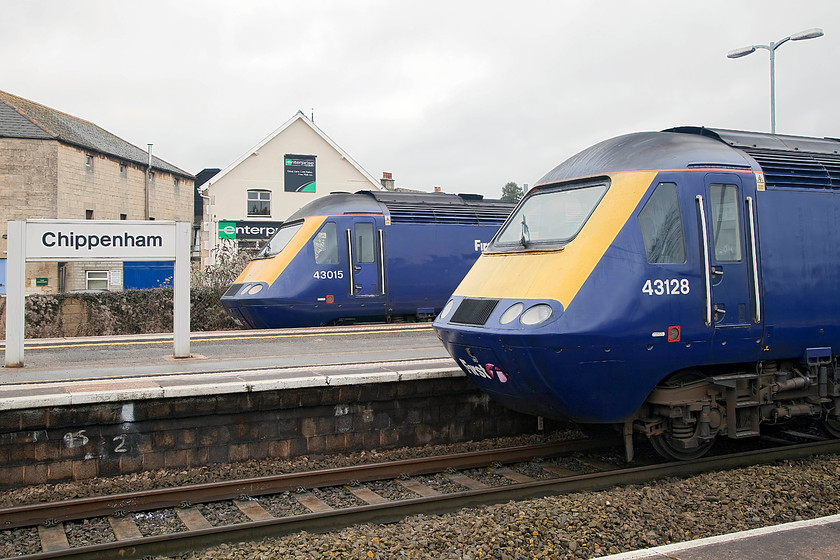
[4,1,838,198]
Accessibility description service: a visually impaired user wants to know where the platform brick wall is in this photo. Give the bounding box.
[0,377,539,488]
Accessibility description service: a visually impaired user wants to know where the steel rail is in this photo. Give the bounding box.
[0,439,611,530]
[9,439,840,560]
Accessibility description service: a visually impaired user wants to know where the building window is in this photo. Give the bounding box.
[86,271,108,290]
[85,154,94,169]
[86,209,94,220]
[120,213,127,220]
[120,163,127,179]
[247,189,271,216]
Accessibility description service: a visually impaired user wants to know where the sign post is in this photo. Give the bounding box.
[5,221,26,368]
[4,220,191,368]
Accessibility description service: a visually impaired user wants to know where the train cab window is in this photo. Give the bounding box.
[638,182,685,264]
[709,184,742,262]
[491,183,607,250]
[313,222,338,265]
[257,221,302,258]
[355,223,375,263]
[247,190,271,217]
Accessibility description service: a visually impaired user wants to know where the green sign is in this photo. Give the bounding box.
[36,277,48,286]
[218,222,237,239]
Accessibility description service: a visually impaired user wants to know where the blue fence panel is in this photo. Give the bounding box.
[123,261,174,290]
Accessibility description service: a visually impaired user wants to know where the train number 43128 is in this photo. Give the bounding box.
[642,278,690,296]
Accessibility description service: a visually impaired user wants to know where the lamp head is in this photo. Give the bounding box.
[727,46,756,59]
[791,28,824,41]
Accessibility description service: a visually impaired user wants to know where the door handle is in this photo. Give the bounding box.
[354,265,362,272]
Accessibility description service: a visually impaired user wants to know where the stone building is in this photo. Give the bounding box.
[198,111,385,267]
[0,90,194,294]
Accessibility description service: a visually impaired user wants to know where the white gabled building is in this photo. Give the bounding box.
[199,111,384,266]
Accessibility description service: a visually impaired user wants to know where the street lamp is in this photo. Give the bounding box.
[727,28,824,133]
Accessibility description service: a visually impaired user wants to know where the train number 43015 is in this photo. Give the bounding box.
[314,270,344,280]
[642,278,690,296]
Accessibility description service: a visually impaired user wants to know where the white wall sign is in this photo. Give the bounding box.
[5,220,191,368]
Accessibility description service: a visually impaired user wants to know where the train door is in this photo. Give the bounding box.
[697,173,762,352]
[346,220,384,297]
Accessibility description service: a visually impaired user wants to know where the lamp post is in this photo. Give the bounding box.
[727,28,823,134]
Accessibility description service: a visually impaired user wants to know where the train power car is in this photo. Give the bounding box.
[222,190,514,328]
[433,127,840,461]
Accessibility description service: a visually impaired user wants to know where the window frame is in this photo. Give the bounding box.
[708,183,743,263]
[638,182,686,264]
[247,189,272,217]
[86,270,109,291]
[489,179,609,253]
[313,222,339,265]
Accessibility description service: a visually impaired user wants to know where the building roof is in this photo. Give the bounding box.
[200,110,381,192]
[0,90,192,179]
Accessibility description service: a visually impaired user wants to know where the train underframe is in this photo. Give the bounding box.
[625,349,840,461]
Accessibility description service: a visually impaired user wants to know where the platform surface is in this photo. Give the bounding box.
[0,324,461,409]
[599,514,840,559]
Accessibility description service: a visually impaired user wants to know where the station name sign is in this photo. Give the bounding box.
[24,220,177,260]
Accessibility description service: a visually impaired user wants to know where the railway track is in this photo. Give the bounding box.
[3,436,840,560]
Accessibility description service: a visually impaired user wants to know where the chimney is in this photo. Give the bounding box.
[380,172,395,191]
[434,186,442,193]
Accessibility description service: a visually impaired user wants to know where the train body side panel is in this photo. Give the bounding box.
[756,187,840,357]
[382,222,498,316]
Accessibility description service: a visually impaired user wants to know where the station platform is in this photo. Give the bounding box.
[600,513,840,559]
[0,323,460,410]
[0,325,541,486]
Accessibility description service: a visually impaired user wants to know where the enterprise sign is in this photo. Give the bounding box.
[24,220,177,260]
[218,221,283,240]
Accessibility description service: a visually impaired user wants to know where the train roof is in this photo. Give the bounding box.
[286,190,515,226]
[538,127,840,190]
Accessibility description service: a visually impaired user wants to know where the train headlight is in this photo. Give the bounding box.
[499,302,524,325]
[440,299,455,320]
[247,284,264,295]
[520,304,553,326]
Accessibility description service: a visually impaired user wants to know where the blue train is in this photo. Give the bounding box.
[433,127,840,460]
[222,190,514,329]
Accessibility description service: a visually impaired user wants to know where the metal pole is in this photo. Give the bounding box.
[727,29,822,134]
[5,221,26,367]
[769,43,776,133]
[173,221,191,358]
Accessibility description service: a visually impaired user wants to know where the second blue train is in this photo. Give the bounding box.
[222,190,514,328]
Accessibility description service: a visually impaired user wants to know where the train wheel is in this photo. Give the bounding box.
[649,370,716,461]
[820,414,840,438]
[650,423,715,461]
